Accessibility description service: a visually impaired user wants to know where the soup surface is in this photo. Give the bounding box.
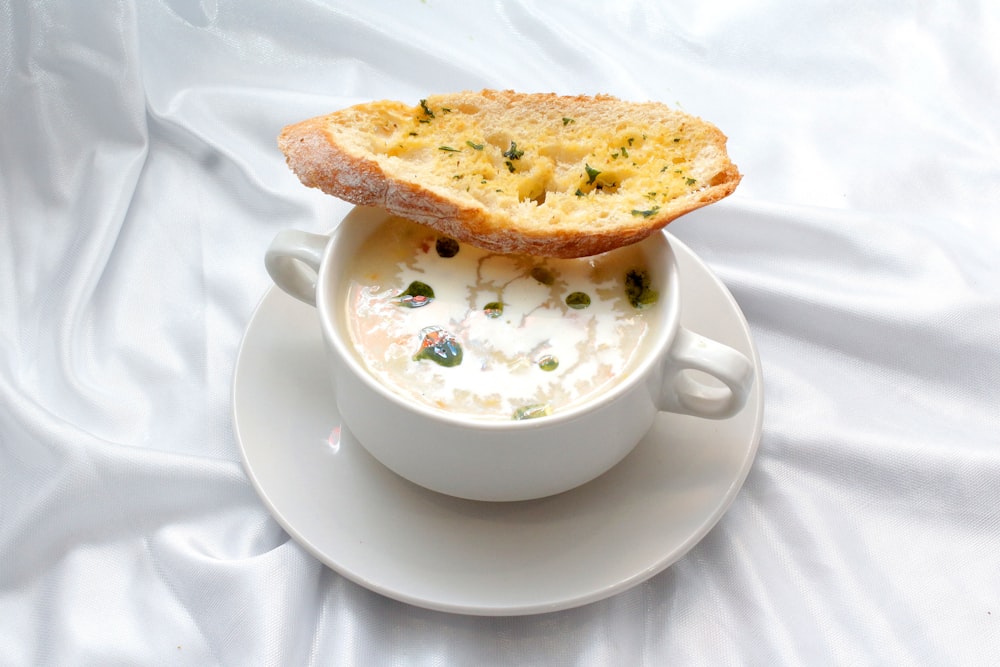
[343,216,659,420]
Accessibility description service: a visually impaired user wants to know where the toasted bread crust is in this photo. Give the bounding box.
[279,90,740,257]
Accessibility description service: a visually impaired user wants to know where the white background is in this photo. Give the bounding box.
[2,1,998,664]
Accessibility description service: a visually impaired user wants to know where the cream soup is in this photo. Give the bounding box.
[343,216,660,421]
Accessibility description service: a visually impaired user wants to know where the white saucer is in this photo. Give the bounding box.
[232,232,764,616]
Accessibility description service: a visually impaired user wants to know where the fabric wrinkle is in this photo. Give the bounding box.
[1,1,999,665]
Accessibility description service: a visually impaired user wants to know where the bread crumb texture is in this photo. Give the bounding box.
[279,90,741,257]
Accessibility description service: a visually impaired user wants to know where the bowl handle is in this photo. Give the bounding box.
[264,230,329,307]
[657,326,754,419]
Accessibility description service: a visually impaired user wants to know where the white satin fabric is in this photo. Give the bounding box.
[2,1,999,664]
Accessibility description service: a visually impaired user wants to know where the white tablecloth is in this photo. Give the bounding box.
[2,1,998,664]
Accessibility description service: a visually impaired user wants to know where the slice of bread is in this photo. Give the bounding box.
[278,90,740,258]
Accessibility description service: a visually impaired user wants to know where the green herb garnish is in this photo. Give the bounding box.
[625,269,659,309]
[396,281,435,308]
[419,99,434,118]
[538,355,559,372]
[565,292,591,309]
[502,141,524,160]
[620,146,629,158]
[483,301,504,318]
[401,281,434,298]
[413,326,462,367]
[513,404,552,420]
[504,160,515,173]
[686,177,697,186]
[585,163,601,185]
[439,146,461,152]
[575,189,585,197]
[466,140,484,150]
[530,266,555,285]
[631,206,660,218]
[435,237,460,258]
[562,117,575,125]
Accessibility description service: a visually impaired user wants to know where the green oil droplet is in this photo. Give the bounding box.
[538,355,559,371]
[435,237,460,258]
[483,301,504,318]
[412,326,462,367]
[565,292,591,309]
[396,281,435,308]
[513,404,552,420]
[530,266,555,285]
[624,269,658,309]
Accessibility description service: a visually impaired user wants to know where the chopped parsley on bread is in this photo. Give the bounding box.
[278,90,740,258]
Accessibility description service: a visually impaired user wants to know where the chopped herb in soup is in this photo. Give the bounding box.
[412,326,463,367]
[435,237,460,258]
[530,266,555,285]
[538,355,559,372]
[483,301,504,318]
[396,280,435,308]
[513,404,552,421]
[624,269,659,309]
[565,292,591,309]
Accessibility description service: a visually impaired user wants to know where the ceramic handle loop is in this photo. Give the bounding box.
[658,326,754,419]
[265,230,329,307]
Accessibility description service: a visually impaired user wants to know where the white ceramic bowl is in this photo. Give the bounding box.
[266,206,753,501]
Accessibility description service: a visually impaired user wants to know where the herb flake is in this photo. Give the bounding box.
[502,141,524,160]
[566,292,591,309]
[413,326,462,367]
[631,206,661,218]
[538,355,559,372]
[625,269,659,309]
[513,404,552,420]
[530,266,555,285]
[484,301,504,318]
[435,237,460,258]
[395,281,435,308]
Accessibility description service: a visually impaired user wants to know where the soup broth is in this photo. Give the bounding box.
[343,216,660,421]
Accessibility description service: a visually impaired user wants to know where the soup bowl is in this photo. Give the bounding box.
[265,206,753,501]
